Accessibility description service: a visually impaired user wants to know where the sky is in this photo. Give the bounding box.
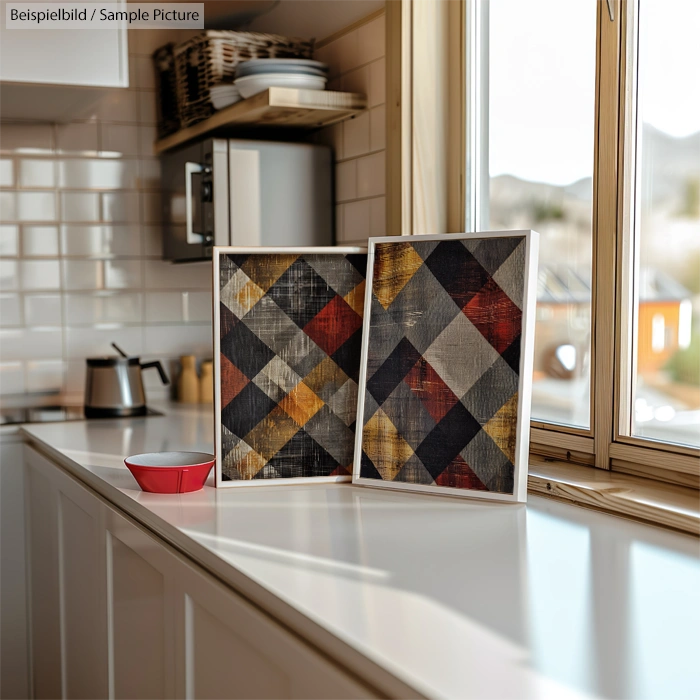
[488,0,700,186]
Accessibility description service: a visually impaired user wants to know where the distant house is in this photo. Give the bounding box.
[534,267,691,378]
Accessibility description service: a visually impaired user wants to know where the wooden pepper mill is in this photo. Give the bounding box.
[178,355,198,403]
[199,360,213,404]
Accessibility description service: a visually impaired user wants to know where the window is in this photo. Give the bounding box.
[464,0,700,479]
[627,0,700,449]
[482,0,596,430]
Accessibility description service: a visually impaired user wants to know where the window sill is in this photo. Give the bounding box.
[528,459,700,537]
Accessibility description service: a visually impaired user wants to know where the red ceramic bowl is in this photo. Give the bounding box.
[124,451,215,493]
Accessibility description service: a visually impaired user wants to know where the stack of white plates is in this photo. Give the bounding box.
[209,84,242,110]
[234,59,329,99]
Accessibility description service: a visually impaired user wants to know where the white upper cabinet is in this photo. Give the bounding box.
[0,0,128,87]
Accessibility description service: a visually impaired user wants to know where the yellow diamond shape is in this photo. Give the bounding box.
[279,382,324,427]
[373,243,424,310]
[343,280,366,318]
[362,408,414,480]
[483,392,518,464]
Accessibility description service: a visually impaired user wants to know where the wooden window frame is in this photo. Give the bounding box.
[385,0,700,502]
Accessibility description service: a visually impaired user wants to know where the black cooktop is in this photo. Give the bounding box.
[0,405,163,426]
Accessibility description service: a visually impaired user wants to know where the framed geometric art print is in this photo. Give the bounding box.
[214,247,367,487]
[353,231,539,502]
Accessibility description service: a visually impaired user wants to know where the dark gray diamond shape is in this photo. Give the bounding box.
[381,380,436,450]
[394,453,436,485]
[241,295,299,356]
[304,404,355,466]
[389,263,463,355]
[304,254,365,297]
[460,429,515,494]
[460,355,519,426]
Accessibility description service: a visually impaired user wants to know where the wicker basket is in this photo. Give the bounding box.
[173,31,314,128]
[152,43,180,138]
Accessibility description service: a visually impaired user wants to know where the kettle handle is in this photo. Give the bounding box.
[140,360,170,385]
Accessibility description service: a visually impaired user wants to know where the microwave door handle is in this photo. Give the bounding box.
[185,161,203,245]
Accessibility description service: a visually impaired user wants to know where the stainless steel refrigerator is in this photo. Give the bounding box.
[161,138,333,262]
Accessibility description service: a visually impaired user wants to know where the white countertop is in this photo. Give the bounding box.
[19,404,700,700]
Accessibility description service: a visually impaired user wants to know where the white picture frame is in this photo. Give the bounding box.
[213,246,367,488]
[352,231,539,503]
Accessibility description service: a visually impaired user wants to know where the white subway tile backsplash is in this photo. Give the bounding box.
[0,362,25,395]
[0,225,19,256]
[0,293,21,326]
[0,260,18,290]
[336,30,360,74]
[370,197,386,237]
[369,58,386,108]
[141,192,162,223]
[64,293,142,325]
[138,91,158,125]
[102,192,140,222]
[138,126,158,157]
[343,200,371,242]
[342,66,370,96]
[61,192,100,222]
[100,124,140,157]
[22,226,59,257]
[370,105,386,152]
[139,159,161,190]
[0,192,16,221]
[2,36,216,398]
[335,160,357,203]
[143,225,162,256]
[96,91,139,124]
[59,159,139,190]
[358,15,385,65]
[343,112,371,159]
[20,260,61,291]
[144,324,212,356]
[0,328,63,360]
[26,360,65,393]
[134,55,156,89]
[56,123,99,154]
[145,291,212,324]
[0,159,14,187]
[17,192,56,221]
[24,294,62,327]
[143,260,212,290]
[0,124,53,154]
[19,160,56,188]
[62,260,104,290]
[105,259,142,289]
[65,326,143,359]
[61,225,140,257]
[357,152,385,198]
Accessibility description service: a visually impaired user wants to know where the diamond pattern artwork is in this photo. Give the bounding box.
[215,249,367,485]
[354,233,537,501]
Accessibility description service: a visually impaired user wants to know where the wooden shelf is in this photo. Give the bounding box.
[154,88,367,155]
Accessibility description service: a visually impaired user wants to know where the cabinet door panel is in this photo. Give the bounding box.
[187,597,288,699]
[24,460,62,699]
[109,532,167,699]
[58,489,107,698]
[0,438,29,700]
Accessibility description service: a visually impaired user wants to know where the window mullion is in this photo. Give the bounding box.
[591,0,623,469]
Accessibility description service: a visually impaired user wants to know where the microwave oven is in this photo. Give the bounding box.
[160,138,333,262]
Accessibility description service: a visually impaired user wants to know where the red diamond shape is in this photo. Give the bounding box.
[435,454,488,490]
[462,278,522,355]
[303,295,363,357]
[404,357,459,422]
[220,354,250,408]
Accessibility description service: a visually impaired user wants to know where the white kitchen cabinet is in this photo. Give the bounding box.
[0,1,128,88]
[0,433,29,700]
[22,445,377,700]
